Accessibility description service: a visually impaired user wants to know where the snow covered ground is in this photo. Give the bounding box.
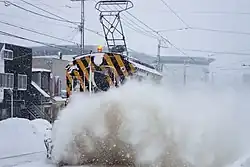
[0,118,53,167]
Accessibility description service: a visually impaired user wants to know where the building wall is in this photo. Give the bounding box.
[32,58,69,90]
[163,64,210,86]
[51,59,69,90]
[32,58,52,70]
[0,43,32,118]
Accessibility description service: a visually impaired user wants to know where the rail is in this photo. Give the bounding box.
[0,151,45,160]
[28,102,52,122]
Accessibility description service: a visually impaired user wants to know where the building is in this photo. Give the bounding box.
[32,55,71,91]
[157,56,215,85]
[0,43,30,120]
[31,67,66,121]
[0,43,54,122]
[32,56,68,119]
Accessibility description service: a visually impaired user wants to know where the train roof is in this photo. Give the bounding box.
[68,52,162,77]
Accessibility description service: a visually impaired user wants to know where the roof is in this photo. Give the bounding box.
[31,81,50,98]
[32,68,51,73]
[128,60,162,76]
[53,96,66,102]
[153,56,215,65]
[32,55,74,61]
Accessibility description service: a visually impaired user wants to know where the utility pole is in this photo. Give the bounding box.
[71,0,85,54]
[80,0,84,54]
[157,39,161,69]
[183,60,187,86]
[156,39,168,72]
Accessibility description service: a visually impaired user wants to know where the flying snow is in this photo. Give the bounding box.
[51,79,250,167]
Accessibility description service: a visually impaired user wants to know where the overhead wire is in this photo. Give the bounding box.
[188,11,250,15]
[55,29,80,46]
[0,30,78,53]
[0,0,105,51]
[119,5,187,55]
[17,0,104,37]
[158,0,190,28]
[0,20,80,45]
[156,0,250,57]
[190,27,250,36]
[2,1,79,24]
[0,12,76,29]
[27,0,72,14]
[181,48,250,56]
[18,0,79,24]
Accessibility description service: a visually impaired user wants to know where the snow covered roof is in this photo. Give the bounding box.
[33,55,75,61]
[31,81,50,98]
[128,60,162,76]
[53,96,66,102]
[32,68,51,73]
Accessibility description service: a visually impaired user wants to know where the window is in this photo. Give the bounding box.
[2,49,13,60]
[18,74,27,90]
[0,73,14,89]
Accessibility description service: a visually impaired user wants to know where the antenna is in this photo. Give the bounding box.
[95,0,133,56]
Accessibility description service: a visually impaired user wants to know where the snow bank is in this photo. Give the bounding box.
[0,118,51,158]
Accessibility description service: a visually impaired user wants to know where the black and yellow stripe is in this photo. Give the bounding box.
[102,53,135,78]
[66,53,137,97]
[66,69,72,98]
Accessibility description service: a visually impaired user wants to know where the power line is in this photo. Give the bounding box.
[121,16,159,39]
[0,20,80,45]
[0,1,103,38]
[151,27,189,33]
[159,0,190,28]
[189,11,250,15]
[2,1,79,24]
[108,3,165,40]
[182,48,250,56]
[19,0,79,25]
[16,0,104,43]
[18,0,79,24]
[0,12,76,29]
[114,3,193,62]
[118,13,159,39]
[84,27,103,37]
[0,30,77,53]
[28,0,72,14]
[123,22,158,39]
[119,7,197,63]
[190,27,250,36]
[122,10,176,48]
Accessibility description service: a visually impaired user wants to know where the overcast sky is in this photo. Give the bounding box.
[1,0,250,80]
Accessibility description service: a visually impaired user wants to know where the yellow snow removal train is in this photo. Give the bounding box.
[65,52,162,98]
